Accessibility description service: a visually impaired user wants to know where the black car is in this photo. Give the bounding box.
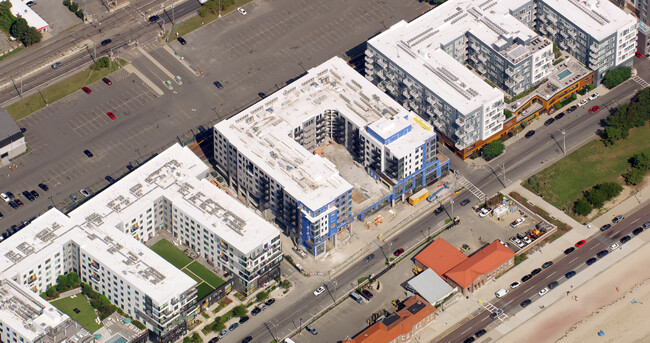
[265,298,275,306]
[258,92,266,98]
[530,268,542,276]
[460,199,471,206]
[567,105,577,112]
[620,235,632,243]
[105,176,116,183]
[214,81,224,89]
[241,337,252,343]
[555,112,565,120]
[101,39,112,46]
[22,191,35,201]
[38,183,49,191]
[14,199,23,207]
[490,309,503,319]
[26,1,36,6]
[596,250,609,258]
[565,271,576,279]
[364,254,375,262]
[521,274,533,282]
[542,261,553,269]
[520,299,532,308]
[463,337,475,343]
[149,15,160,22]
[525,130,536,138]
[30,190,39,198]
[361,289,374,300]
[251,307,261,316]
[544,118,555,126]
[0,211,3,219]
[633,227,644,235]
[564,247,575,254]
[84,149,93,158]
[177,37,187,45]
[238,316,249,324]
[433,206,444,215]
[475,329,487,337]
[6,192,15,200]
[586,257,597,265]
[208,338,218,343]
[548,281,559,289]
[9,201,19,209]
[600,224,611,231]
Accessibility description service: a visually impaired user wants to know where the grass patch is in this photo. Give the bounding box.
[196,283,215,301]
[169,0,252,38]
[357,276,368,284]
[150,239,193,269]
[187,261,225,288]
[6,59,127,121]
[51,294,103,332]
[514,254,528,266]
[524,124,650,212]
[0,47,23,62]
[182,268,203,283]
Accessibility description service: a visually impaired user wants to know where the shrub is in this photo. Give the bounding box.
[256,290,269,302]
[75,9,84,20]
[132,320,146,330]
[603,66,632,89]
[504,109,512,119]
[574,198,592,216]
[585,182,623,208]
[279,279,292,289]
[623,168,645,185]
[68,2,79,12]
[232,305,247,317]
[46,286,57,298]
[481,140,505,160]
[91,56,110,70]
[63,0,70,6]
[9,17,28,39]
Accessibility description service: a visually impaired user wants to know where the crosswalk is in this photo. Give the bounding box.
[456,175,486,201]
[633,76,649,88]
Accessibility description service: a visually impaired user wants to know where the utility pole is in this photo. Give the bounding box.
[20,72,23,97]
[218,0,222,17]
[172,2,175,24]
[561,129,566,154]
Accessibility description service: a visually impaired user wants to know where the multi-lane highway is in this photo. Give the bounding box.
[438,202,650,343]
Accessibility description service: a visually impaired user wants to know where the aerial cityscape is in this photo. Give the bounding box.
[0,0,649,342]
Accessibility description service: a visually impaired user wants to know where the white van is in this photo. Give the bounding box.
[284,338,296,343]
[495,288,509,298]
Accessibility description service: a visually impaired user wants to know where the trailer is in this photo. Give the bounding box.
[409,188,429,205]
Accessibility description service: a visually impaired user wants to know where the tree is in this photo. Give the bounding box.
[46,286,57,298]
[602,126,626,146]
[574,198,592,216]
[629,153,650,172]
[481,140,505,160]
[68,2,79,12]
[232,305,247,317]
[602,66,632,89]
[9,17,28,38]
[91,56,110,70]
[0,0,15,32]
[280,279,292,289]
[63,0,70,6]
[75,9,84,20]
[21,27,41,46]
[623,168,645,185]
[256,290,269,302]
[68,272,81,284]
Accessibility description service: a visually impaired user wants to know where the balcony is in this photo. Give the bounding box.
[90,260,100,270]
[590,44,599,53]
[476,64,486,74]
[365,55,373,64]
[505,79,515,88]
[28,275,36,284]
[547,26,557,35]
[403,78,413,87]
[477,54,488,63]
[505,68,515,76]
[376,59,387,68]
[366,49,374,57]
[91,274,100,282]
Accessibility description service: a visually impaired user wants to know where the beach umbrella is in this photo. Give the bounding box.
[598,330,605,336]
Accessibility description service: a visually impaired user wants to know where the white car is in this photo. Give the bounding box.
[313,286,325,296]
[0,193,10,203]
[80,189,90,197]
[479,208,491,218]
[522,236,532,244]
[510,217,525,228]
[237,7,247,15]
[510,281,521,289]
[610,243,619,250]
[538,287,548,296]
[516,240,525,248]
[495,288,509,298]
[588,93,599,100]
[577,99,588,107]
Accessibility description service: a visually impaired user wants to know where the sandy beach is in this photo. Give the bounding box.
[500,237,650,343]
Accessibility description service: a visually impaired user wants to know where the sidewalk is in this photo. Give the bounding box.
[412,179,650,343]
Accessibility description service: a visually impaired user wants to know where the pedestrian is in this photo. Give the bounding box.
[616,287,619,292]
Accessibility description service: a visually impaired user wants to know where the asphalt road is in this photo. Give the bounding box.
[439,202,650,343]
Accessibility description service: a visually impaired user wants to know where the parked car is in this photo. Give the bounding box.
[567,105,577,112]
[38,183,49,191]
[265,298,275,306]
[251,307,261,316]
[510,281,520,289]
[610,243,619,250]
[495,288,509,298]
[105,176,116,183]
[361,289,374,300]
[306,325,318,335]
[538,287,548,296]
[102,77,112,85]
[589,105,600,113]
[544,118,555,126]
[82,86,92,94]
[620,235,631,244]
[26,1,36,6]
[478,208,491,217]
[530,268,542,276]
[521,274,533,283]
[475,329,487,337]
[177,37,187,45]
[596,250,609,258]
[643,221,650,229]
[460,199,470,206]
[393,248,405,256]
[636,51,644,58]
[238,316,249,324]
[213,81,224,89]
[520,299,532,308]
[30,190,39,198]
[0,193,10,203]
[241,337,252,343]
[575,240,586,248]
[84,150,94,158]
[14,199,23,207]
[577,99,588,107]
[9,201,18,209]
[228,323,239,331]
[80,189,90,197]
[218,330,228,338]
[237,7,247,15]
[548,281,559,289]
[564,247,575,254]
[525,130,535,138]
[586,257,597,265]
[612,215,625,223]
[522,236,532,244]
[22,191,35,201]
[633,227,644,235]
[107,112,116,120]
[490,309,503,319]
[101,39,112,46]
[463,337,475,343]
[565,271,576,279]
[542,261,553,269]
[600,224,611,231]
[510,217,525,228]
[313,286,326,296]
[588,93,599,100]
[555,112,565,120]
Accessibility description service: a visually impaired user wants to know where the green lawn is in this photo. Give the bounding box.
[525,124,650,211]
[0,47,23,62]
[169,0,252,39]
[187,261,225,288]
[6,59,127,121]
[150,239,192,269]
[182,268,203,283]
[196,282,215,301]
[51,294,103,332]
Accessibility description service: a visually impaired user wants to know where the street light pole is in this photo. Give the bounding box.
[218,0,221,17]
[561,129,566,154]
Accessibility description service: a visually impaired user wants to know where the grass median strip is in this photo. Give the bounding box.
[6,59,127,121]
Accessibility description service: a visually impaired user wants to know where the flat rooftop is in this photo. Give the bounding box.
[542,0,637,41]
[215,56,432,210]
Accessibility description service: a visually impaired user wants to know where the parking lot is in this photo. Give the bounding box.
[30,0,83,36]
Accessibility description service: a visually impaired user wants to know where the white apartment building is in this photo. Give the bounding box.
[0,278,92,343]
[0,144,281,341]
[214,57,443,257]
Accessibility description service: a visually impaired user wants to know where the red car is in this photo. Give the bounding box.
[106,111,116,120]
[82,86,92,94]
[102,77,112,85]
[575,240,586,248]
[589,106,599,113]
[636,51,644,58]
[393,248,405,257]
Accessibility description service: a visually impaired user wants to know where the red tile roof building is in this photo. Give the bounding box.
[445,240,515,295]
[414,238,468,278]
[342,295,435,343]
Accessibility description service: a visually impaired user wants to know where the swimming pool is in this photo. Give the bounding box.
[557,69,572,80]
